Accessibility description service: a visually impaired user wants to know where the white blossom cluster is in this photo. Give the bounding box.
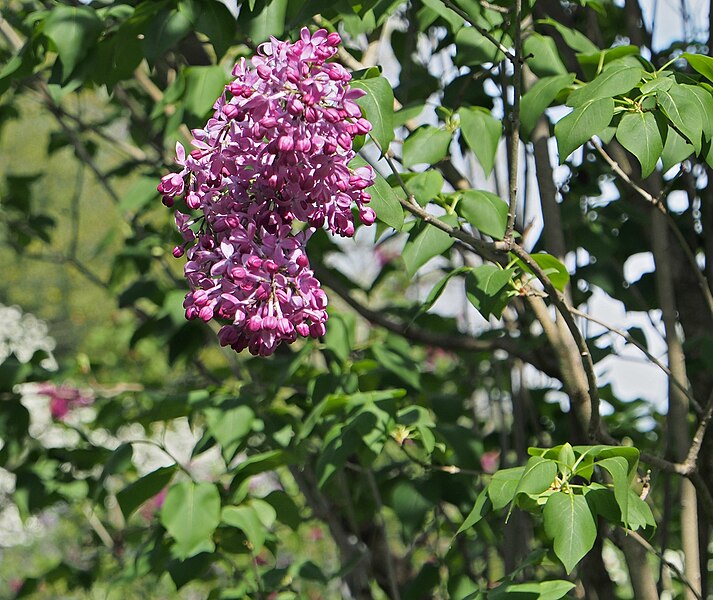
[0,304,57,370]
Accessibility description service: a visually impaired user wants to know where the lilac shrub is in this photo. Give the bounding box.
[160,27,375,356]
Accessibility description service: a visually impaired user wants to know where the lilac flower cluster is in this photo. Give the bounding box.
[159,28,375,356]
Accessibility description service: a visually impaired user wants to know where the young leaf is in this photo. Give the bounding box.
[43,6,103,80]
[597,456,630,528]
[402,214,458,276]
[488,466,526,510]
[465,265,516,319]
[403,126,452,168]
[459,107,501,176]
[615,110,663,177]
[625,489,656,530]
[160,481,221,559]
[457,488,492,534]
[513,456,557,499]
[415,265,471,318]
[555,97,614,161]
[521,73,575,137]
[516,252,570,291]
[567,66,643,108]
[458,190,508,239]
[351,75,395,155]
[406,170,444,206]
[543,491,597,574]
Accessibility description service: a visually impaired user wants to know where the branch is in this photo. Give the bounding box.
[379,153,505,263]
[314,264,560,378]
[504,0,523,241]
[617,529,702,600]
[510,243,601,438]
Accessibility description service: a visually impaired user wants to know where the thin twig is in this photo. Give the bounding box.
[592,139,713,318]
[567,305,701,414]
[681,388,713,474]
[441,0,517,62]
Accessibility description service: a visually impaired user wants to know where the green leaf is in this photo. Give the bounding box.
[454,26,505,65]
[243,0,287,41]
[458,190,508,239]
[488,580,576,600]
[657,84,704,153]
[403,126,452,168]
[402,214,458,276]
[160,481,221,559]
[488,466,525,510]
[555,97,614,161]
[683,52,713,82]
[372,344,421,389]
[524,33,568,77]
[43,6,103,81]
[615,111,663,177]
[222,502,275,551]
[683,84,713,139]
[537,19,599,54]
[625,489,656,530]
[323,311,354,362]
[457,489,491,534]
[350,157,403,230]
[119,176,160,214]
[567,66,643,108]
[144,8,192,63]
[405,170,444,206]
[231,450,286,486]
[521,74,575,137]
[117,466,176,519]
[416,266,472,318]
[351,76,395,154]
[516,252,570,291]
[557,443,576,479]
[465,265,516,319]
[195,0,236,58]
[205,405,255,461]
[182,66,228,117]
[513,456,557,500]
[459,107,501,176]
[543,492,597,574]
[422,0,464,32]
[597,456,630,529]
[661,126,694,172]
[639,76,673,95]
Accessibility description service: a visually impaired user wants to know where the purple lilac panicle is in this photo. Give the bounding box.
[160,27,375,356]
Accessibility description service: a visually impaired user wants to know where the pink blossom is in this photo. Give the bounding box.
[160,28,376,356]
[36,382,94,421]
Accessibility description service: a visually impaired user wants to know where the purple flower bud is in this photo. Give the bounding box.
[173,246,185,258]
